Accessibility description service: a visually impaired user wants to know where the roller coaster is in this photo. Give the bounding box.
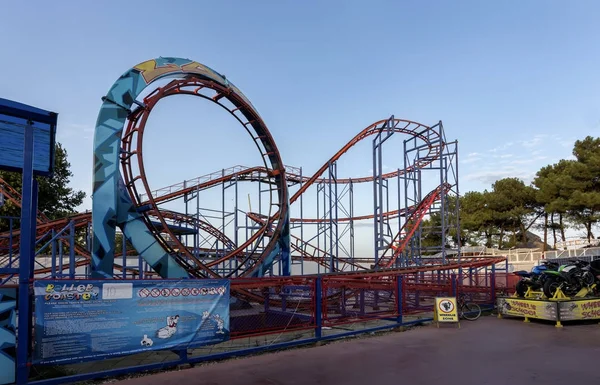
[0,57,505,285]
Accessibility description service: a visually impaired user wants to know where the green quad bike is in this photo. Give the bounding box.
[541,259,600,299]
[513,260,559,297]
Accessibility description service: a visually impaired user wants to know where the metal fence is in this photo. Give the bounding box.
[17,270,497,385]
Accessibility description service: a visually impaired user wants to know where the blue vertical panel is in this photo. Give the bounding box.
[16,121,35,385]
[0,288,17,385]
[0,98,57,176]
[280,201,291,276]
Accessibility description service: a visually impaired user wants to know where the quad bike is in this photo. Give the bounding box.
[514,260,559,297]
[542,259,597,298]
[589,259,600,296]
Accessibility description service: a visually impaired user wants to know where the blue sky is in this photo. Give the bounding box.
[1,1,599,248]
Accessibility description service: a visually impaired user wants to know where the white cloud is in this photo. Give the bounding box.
[462,157,481,164]
[559,138,576,148]
[490,142,515,153]
[66,123,94,133]
[508,158,536,165]
[520,137,543,148]
[58,122,95,140]
[465,169,535,185]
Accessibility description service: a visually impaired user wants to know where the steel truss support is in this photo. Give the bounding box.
[373,116,396,267]
[316,161,339,273]
[289,168,305,275]
[402,121,460,266]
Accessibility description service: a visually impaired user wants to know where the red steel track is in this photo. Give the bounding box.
[0,78,499,280]
[376,183,453,268]
[116,75,446,278]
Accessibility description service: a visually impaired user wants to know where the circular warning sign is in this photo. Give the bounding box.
[171,288,181,297]
[191,287,200,296]
[138,288,150,298]
[160,288,171,297]
[181,288,190,296]
[438,299,455,313]
[150,288,160,298]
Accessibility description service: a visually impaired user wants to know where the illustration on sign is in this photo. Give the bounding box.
[33,279,229,365]
[435,297,459,323]
[559,299,600,321]
[497,298,557,321]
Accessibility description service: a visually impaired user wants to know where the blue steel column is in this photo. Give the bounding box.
[315,277,322,339]
[234,176,239,248]
[221,169,225,267]
[397,168,402,260]
[16,121,35,385]
[327,161,339,273]
[51,229,56,278]
[372,116,394,267]
[455,141,461,266]
[316,182,322,275]
[121,229,127,279]
[299,168,304,275]
[69,220,76,278]
[396,275,403,324]
[402,139,410,266]
[196,185,200,261]
[440,154,446,264]
[349,180,355,270]
[491,263,497,303]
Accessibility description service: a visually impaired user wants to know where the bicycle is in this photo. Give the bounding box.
[458,293,481,321]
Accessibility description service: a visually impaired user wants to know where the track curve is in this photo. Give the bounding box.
[3,59,464,280]
[92,57,289,279]
[288,118,442,204]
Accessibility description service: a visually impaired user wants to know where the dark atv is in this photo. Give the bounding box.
[542,259,600,298]
[514,260,559,297]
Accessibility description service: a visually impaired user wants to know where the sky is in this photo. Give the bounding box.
[1,1,599,249]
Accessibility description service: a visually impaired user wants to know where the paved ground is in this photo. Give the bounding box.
[114,317,600,385]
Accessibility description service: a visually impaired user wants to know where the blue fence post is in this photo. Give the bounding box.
[51,229,56,278]
[491,264,496,304]
[122,230,127,279]
[16,121,35,385]
[315,277,322,339]
[451,273,457,296]
[69,220,75,278]
[396,275,403,324]
[178,349,188,364]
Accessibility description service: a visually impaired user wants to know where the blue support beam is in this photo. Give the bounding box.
[16,121,35,385]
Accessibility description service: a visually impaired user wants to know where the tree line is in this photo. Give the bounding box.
[422,135,600,250]
[1,137,598,253]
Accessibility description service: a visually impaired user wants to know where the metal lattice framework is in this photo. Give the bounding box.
[1,116,463,280]
[0,57,482,285]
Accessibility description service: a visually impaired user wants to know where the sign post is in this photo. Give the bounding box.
[434,297,460,328]
[0,98,58,385]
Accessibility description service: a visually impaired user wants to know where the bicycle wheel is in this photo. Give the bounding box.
[460,302,481,321]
